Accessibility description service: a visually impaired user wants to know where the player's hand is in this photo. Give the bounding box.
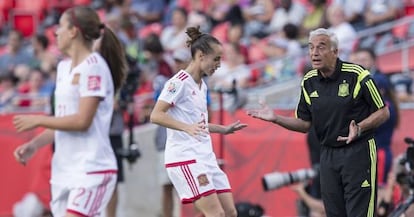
[290,182,306,193]
[13,115,41,132]
[337,120,358,144]
[223,120,247,134]
[246,101,276,122]
[14,143,37,166]
[185,122,209,139]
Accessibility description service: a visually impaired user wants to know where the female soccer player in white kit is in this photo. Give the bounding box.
[150,26,247,217]
[13,6,128,217]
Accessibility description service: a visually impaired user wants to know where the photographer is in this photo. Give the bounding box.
[290,182,326,217]
[378,153,414,217]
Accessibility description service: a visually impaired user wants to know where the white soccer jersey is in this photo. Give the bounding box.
[52,52,117,185]
[158,70,215,164]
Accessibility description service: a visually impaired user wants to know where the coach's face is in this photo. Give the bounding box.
[308,35,338,73]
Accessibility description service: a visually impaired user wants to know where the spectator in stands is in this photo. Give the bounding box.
[15,69,52,110]
[128,0,165,29]
[142,33,174,82]
[206,0,244,28]
[31,34,58,74]
[257,24,301,84]
[332,0,367,31]
[0,72,18,112]
[300,0,329,42]
[12,6,128,217]
[327,4,357,60]
[118,18,140,62]
[353,47,400,186]
[267,0,307,34]
[184,0,212,33]
[209,43,250,112]
[13,64,31,92]
[160,7,189,52]
[364,0,404,27]
[279,23,302,58]
[0,30,35,74]
[226,22,250,64]
[135,33,174,124]
[242,0,275,39]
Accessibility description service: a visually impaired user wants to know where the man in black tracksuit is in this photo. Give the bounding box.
[247,28,390,217]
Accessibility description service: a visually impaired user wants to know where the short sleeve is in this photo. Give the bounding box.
[79,64,109,98]
[295,86,312,122]
[157,78,185,105]
[360,76,386,111]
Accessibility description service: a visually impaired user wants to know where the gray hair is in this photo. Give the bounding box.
[309,28,338,50]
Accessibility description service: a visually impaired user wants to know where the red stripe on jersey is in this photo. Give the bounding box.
[165,159,196,167]
[181,165,197,196]
[177,72,189,81]
[88,173,110,215]
[86,170,117,174]
[216,189,232,194]
[67,209,88,217]
[181,189,216,204]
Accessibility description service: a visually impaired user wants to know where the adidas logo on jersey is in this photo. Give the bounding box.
[361,180,370,188]
[310,91,319,98]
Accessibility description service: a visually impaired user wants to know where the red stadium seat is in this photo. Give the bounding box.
[48,0,73,13]
[211,22,229,43]
[74,0,91,5]
[0,0,14,23]
[10,10,38,37]
[138,23,163,38]
[14,0,48,20]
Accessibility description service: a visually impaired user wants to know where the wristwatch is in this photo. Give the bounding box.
[356,123,362,137]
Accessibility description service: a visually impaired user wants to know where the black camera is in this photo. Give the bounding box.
[235,202,264,217]
[262,165,319,191]
[116,144,141,164]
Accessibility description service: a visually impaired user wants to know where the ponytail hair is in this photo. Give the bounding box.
[65,6,127,92]
[98,26,128,92]
[185,26,221,58]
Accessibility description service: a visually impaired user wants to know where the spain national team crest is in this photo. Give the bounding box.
[338,81,349,97]
[197,174,209,186]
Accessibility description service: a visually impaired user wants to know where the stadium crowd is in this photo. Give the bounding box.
[1,0,414,217]
[0,0,413,120]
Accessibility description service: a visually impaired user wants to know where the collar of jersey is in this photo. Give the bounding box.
[318,58,342,82]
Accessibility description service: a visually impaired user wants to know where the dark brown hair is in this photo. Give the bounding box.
[185,26,221,58]
[64,6,127,92]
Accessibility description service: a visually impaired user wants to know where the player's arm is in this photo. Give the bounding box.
[27,129,55,149]
[208,120,247,134]
[13,97,101,132]
[271,115,311,133]
[150,100,201,136]
[357,75,390,134]
[247,101,311,133]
